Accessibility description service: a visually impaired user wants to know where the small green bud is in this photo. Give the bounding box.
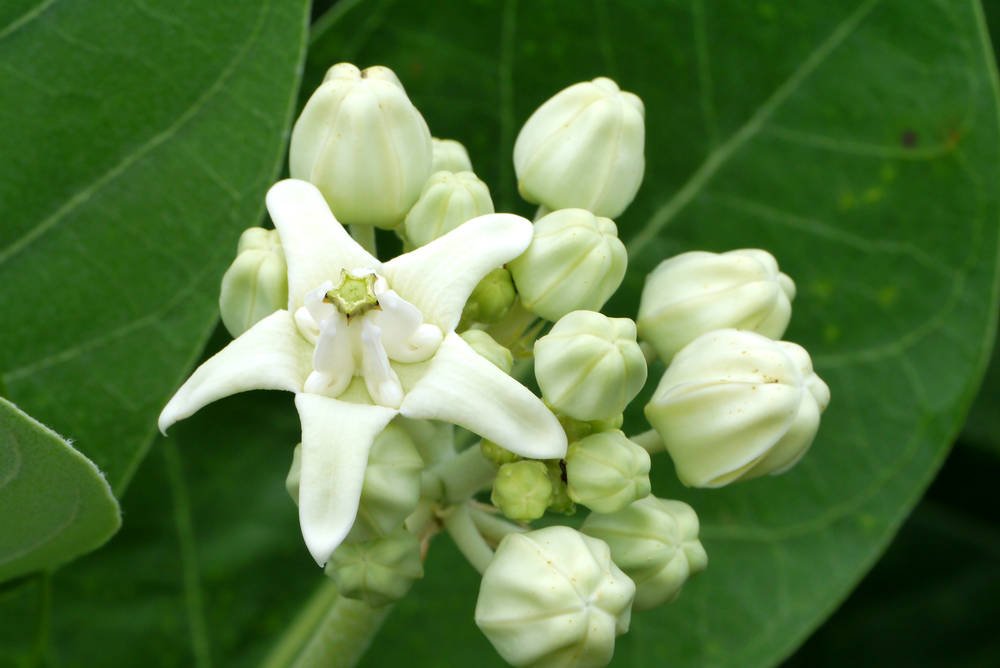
[290,63,432,228]
[582,496,707,610]
[637,249,795,362]
[566,431,651,514]
[461,268,516,325]
[544,459,576,515]
[219,227,288,337]
[325,527,423,607]
[403,171,495,247]
[509,209,627,321]
[534,311,647,422]
[644,329,830,487]
[491,460,552,521]
[557,412,625,442]
[461,330,514,374]
[431,137,473,173]
[475,526,635,667]
[480,439,521,466]
[350,422,424,541]
[514,77,645,218]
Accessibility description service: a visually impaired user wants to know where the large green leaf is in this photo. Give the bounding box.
[0,0,309,493]
[0,398,120,583]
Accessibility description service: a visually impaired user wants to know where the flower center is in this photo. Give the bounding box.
[295,269,443,409]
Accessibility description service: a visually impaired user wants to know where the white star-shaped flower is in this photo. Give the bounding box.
[159,179,567,565]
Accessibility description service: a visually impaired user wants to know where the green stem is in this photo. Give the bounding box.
[423,444,497,504]
[630,428,664,454]
[469,506,527,545]
[441,503,494,574]
[349,224,378,257]
[262,580,391,668]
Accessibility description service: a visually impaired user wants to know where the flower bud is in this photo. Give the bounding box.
[475,526,635,667]
[431,137,473,173]
[514,77,644,218]
[290,63,432,228]
[461,268,516,325]
[637,249,796,361]
[566,431,651,514]
[582,496,706,610]
[403,171,495,247]
[510,209,627,321]
[461,330,513,374]
[480,439,521,466]
[491,460,552,521]
[644,329,831,487]
[326,527,423,607]
[219,228,288,337]
[535,311,647,421]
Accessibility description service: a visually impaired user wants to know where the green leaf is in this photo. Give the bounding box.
[0,0,309,493]
[305,1,1000,666]
[0,397,120,583]
[961,337,1000,452]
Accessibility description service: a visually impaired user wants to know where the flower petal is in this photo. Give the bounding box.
[381,213,532,331]
[401,332,566,459]
[159,310,312,433]
[266,179,380,309]
[295,394,398,566]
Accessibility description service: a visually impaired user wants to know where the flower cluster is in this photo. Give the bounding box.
[159,64,829,668]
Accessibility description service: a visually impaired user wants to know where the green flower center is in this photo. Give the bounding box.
[325,270,379,319]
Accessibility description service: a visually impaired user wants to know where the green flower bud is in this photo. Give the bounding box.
[461,330,514,374]
[431,137,473,173]
[544,459,575,515]
[290,63,432,228]
[491,460,552,521]
[556,412,624,443]
[480,439,521,466]
[644,329,831,487]
[461,268,516,325]
[475,526,635,667]
[637,249,796,362]
[325,527,423,607]
[566,431,651,514]
[514,77,644,218]
[582,496,706,610]
[219,227,288,337]
[534,311,647,421]
[510,209,627,321]
[403,171,495,247]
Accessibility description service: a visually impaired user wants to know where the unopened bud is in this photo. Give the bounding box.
[510,209,627,321]
[326,527,423,607]
[582,496,706,610]
[566,431,651,514]
[403,171,495,247]
[219,228,288,337]
[491,460,552,521]
[431,137,473,173]
[535,311,647,421]
[461,330,513,374]
[480,439,521,466]
[461,268,516,325]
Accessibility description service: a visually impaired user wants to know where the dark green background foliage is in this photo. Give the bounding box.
[1,1,998,666]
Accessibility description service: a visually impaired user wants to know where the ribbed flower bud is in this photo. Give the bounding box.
[475,526,635,667]
[290,63,432,228]
[637,249,795,361]
[219,228,288,337]
[491,460,552,521]
[325,527,423,607]
[535,311,647,421]
[403,171,495,247]
[431,137,473,173]
[566,431,651,514]
[461,268,516,325]
[460,330,513,374]
[582,496,706,610]
[510,209,627,321]
[514,77,645,218]
[645,329,831,487]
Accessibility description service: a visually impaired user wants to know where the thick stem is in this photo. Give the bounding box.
[469,505,527,545]
[423,443,497,504]
[441,503,494,574]
[630,428,665,454]
[349,224,378,257]
[261,580,391,668]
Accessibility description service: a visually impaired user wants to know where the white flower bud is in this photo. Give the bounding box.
[637,249,795,361]
[582,496,706,610]
[510,209,627,321]
[491,460,553,521]
[645,329,831,487]
[514,77,644,218]
[290,63,432,228]
[566,430,651,514]
[475,526,635,668]
[460,330,513,374]
[219,228,288,337]
[431,137,473,173]
[535,311,646,421]
[326,527,423,607]
[403,171,495,247]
